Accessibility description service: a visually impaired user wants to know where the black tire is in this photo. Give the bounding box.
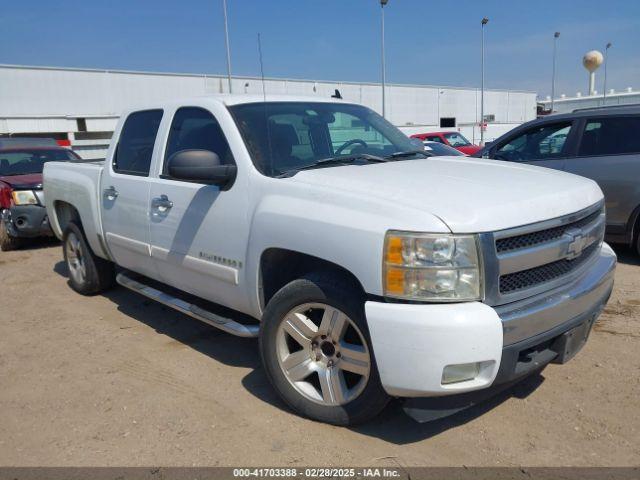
[62,222,115,295]
[259,272,390,425]
[0,220,21,251]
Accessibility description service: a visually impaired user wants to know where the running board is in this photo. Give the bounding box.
[116,273,259,338]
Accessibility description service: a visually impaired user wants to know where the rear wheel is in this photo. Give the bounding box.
[259,273,389,425]
[63,222,115,295]
[0,219,21,251]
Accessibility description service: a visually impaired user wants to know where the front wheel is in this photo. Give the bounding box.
[259,273,389,425]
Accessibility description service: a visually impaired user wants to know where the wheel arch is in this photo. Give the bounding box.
[259,248,366,310]
[52,200,82,236]
[52,200,111,260]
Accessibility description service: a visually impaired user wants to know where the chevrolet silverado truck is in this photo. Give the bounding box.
[43,95,616,425]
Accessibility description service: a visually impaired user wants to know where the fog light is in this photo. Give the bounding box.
[442,362,481,385]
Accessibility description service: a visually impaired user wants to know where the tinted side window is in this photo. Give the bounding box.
[427,136,444,143]
[495,122,572,162]
[579,116,640,156]
[164,107,233,173]
[113,110,163,176]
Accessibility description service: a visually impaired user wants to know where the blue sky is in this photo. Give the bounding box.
[1,0,639,98]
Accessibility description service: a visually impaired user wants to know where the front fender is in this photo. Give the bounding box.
[245,186,450,317]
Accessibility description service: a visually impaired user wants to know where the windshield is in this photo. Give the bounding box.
[0,149,79,176]
[423,142,465,156]
[443,132,472,147]
[229,102,416,177]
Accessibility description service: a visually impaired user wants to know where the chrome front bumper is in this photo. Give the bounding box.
[497,242,616,345]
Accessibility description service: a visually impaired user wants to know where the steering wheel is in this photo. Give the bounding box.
[335,139,368,155]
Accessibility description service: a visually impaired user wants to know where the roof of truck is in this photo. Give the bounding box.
[218,94,347,106]
[118,94,358,119]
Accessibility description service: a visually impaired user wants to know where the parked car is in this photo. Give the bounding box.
[0,140,81,250]
[422,140,466,156]
[44,96,615,425]
[475,104,640,254]
[411,131,481,155]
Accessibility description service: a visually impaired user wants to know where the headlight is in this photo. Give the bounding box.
[11,190,38,206]
[383,231,482,302]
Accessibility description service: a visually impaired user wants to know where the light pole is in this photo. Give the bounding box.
[551,31,560,113]
[603,42,612,105]
[380,0,388,118]
[222,0,233,93]
[480,17,488,146]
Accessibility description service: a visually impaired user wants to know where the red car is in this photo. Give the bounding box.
[0,140,81,250]
[410,131,481,155]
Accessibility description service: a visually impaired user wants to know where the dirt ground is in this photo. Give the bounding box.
[0,241,638,467]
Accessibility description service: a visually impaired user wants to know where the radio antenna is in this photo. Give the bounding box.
[258,33,274,175]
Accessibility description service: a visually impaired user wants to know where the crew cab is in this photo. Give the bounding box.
[410,131,481,155]
[43,95,615,425]
[0,139,81,250]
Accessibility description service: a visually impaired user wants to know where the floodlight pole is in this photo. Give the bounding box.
[551,32,560,113]
[603,42,612,105]
[480,17,489,146]
[381,0,388,118]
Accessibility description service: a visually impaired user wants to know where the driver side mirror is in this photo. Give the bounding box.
[167,149,237,190]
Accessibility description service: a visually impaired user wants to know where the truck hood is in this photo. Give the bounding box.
[290,156,603,233]
[0,173,43,189]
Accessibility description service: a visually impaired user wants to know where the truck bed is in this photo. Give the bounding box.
[43,160,107,259]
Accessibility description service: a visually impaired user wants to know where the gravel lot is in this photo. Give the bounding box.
[0,242,638,467]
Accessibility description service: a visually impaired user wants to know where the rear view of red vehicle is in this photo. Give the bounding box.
[0,138,81,250]
[411,131,481,155]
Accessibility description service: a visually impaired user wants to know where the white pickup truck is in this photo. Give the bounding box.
[44,95,616,425]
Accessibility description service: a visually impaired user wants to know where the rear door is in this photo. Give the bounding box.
[565,115,640,235]
[489,120,577,171]
[100,109,163,278]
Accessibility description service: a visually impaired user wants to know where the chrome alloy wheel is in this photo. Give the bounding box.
[275,303,371,406]
[65,231,87,285]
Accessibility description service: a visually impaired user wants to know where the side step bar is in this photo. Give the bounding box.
[116,273,259,338]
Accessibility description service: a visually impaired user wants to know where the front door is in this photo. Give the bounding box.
[148,106,250,312]
[100,109,163,279]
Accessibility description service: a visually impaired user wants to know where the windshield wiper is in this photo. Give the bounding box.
[385,150,433,160]
[277,153,388,177]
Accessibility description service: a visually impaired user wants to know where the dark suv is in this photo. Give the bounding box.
[476,104,640,254]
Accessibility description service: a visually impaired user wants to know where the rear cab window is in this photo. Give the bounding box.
[113,109,164,176]
[578,116,640,157]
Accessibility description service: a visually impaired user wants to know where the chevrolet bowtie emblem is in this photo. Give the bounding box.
[566,231,588,260]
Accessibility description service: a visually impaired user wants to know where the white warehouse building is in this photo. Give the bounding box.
[0,64,537,159]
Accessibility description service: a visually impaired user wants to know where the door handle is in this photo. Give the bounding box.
[151,194,173,213]
[103,186,118,201]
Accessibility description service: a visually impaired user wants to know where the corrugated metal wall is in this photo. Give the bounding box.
[0,64,537,157]
[0,64,536,124]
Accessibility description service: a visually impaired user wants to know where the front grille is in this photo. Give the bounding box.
[496,209,602,253]
[499,241,599,294]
